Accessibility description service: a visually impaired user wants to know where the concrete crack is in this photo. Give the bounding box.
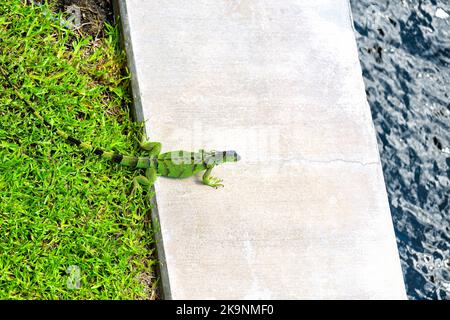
[283,156,379,167]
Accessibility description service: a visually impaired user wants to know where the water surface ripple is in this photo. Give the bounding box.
[350,0,450,299]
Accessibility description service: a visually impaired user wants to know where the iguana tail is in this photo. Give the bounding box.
[0,66,152,169]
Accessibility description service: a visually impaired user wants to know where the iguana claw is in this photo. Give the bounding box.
[203,175,224,189]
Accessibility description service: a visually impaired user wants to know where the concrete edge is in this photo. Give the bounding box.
[346,0,356,33]
[112,0,143,123]
[346,0,406,289]
[112,0,173,300]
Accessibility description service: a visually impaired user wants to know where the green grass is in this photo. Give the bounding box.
[0,1,157,299]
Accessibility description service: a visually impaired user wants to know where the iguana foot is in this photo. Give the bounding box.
[131,167,157,197]
[203,176,224,189]
[140,140,161,157]
[202,166,223,188]
[131,175,151,196]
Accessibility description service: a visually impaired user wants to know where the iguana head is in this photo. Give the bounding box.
[204,150,241,165]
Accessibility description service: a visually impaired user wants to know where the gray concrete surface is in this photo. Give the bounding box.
[117,0,407,299]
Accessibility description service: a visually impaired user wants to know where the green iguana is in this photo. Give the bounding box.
[0,66,240,194]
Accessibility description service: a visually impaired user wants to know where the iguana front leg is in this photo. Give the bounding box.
[202,165,224,189]
[131,167,157,197]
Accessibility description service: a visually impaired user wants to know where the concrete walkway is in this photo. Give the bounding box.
[117,0,407,299]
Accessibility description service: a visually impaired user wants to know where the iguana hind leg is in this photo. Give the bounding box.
[140,140,161,157]
[202,166,224,189]
[131,167,157,197]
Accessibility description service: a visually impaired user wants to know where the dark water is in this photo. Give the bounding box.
[350,0,450,299]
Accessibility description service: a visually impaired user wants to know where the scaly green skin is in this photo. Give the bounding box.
[0,66,240,194]
[132,147,240,193]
